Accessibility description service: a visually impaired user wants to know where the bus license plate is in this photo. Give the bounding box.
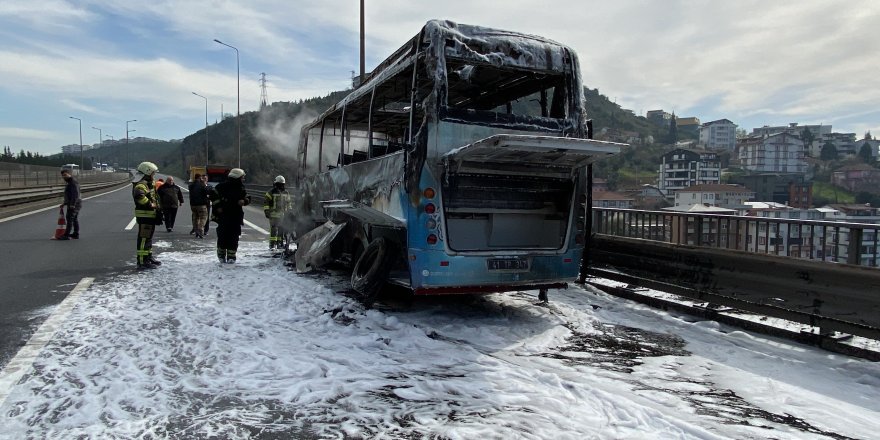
[487,258,529,271]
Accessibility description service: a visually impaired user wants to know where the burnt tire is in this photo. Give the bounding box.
[351,237,395,308]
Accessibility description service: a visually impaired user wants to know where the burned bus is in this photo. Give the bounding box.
[290,20,621,305]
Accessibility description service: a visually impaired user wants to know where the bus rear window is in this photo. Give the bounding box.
[445,58,569,121]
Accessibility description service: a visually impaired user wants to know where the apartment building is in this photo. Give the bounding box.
[673,183,754,211]
[737,132,807,173]
[699,119,737,151]
[658,148,721,196]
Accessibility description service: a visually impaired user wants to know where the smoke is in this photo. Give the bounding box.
[255,105,318,156]
[253,104,320,182]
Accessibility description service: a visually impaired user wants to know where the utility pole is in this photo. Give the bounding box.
[360,0,365,83]
[214,39,240,168]
[91,126,102,170]
[126,120,137,172]
[192,92,209,169]
[69,116,83,172]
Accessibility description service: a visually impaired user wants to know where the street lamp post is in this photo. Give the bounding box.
[214,38,240,168]
[126,119,137,172]
[91,126,102,170]
[192,92,209,169]
[107,135,116,168]
[69,116,83,172]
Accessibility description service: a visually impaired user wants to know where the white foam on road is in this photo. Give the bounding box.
[0,277,94,407]
[0,242,878,439]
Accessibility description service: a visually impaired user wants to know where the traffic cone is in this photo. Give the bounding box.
[53,206,67,239]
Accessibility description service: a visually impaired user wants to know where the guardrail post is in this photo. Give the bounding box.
[847,228,863,266]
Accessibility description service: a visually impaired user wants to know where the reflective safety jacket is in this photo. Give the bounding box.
[263,186,292,219]
[132,179,159,224]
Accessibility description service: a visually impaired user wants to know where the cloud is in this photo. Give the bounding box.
[2,0,879,154]
[0,127,57,140]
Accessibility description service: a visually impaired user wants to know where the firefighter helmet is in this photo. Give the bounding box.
[274,175,286,184]
[228,168,245,179]
[136,161,158,175]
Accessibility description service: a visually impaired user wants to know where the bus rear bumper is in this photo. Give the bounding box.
[413,282,568,296]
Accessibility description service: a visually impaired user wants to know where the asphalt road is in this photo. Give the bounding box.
[0,183,269,369]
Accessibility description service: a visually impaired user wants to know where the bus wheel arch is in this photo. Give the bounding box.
[351,237,396,308]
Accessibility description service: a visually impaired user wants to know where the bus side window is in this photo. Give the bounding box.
[303,126,323,176]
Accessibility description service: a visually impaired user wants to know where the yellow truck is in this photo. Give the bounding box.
[189,165,230,183]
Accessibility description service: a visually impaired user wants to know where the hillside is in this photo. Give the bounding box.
[117,87,669,185]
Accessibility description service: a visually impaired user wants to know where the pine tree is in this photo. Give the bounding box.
[858,142,874,163]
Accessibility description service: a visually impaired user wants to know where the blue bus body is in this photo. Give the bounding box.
[291,20,621,298]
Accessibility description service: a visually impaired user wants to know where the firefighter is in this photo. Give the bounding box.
[263,175,292,250]
[211,168,250,263]
[132,161,162,270]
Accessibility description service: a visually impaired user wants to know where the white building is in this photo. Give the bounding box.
[61,144,83,155]
[699,119,737,151]
[737,132,807,173]
[673,183,754,211]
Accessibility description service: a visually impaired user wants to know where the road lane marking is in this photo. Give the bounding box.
[125,217,137,230]
[0,277,94,407]
[0,185,129,224]
[244,219,269,235]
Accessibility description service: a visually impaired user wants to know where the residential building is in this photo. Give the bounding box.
[61,144,84,155]
[620,184,668,210]
[751,123,831,138]
[646,110,672,128]
[699,119,737,151]
[820,132,858,157]
[831,164,880,193]
[592,190,634,209]
[673,183,754,211]
[676,117,701,136]
[820,204,880,266]
[728,173,813,209]
[855,138,880,160]
[737,132,807,173]
[658,148,721,196]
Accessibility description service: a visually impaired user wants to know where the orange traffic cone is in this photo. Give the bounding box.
[53,206,67,239]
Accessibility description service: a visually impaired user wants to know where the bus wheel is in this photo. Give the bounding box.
[351,237,395,308]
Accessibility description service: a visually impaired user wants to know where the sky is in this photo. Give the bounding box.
[1,237,878,438]
[1,0,879,156]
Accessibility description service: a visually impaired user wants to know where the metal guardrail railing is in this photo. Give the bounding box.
[593,207,880,268]
[0,175,131,207]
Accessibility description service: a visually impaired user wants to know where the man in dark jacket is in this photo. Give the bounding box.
[210,168,250,263]
[59,169,81,239]
[157,176,184,232]
[188,173,209,238]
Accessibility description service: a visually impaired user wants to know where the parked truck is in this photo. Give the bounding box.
[189,165,231,183]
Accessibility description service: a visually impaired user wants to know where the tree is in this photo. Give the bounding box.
[866,131,873,141]
[858,142,874,163]
[801,128,815,156]
[667,113,678,144]
[820,141,838,161]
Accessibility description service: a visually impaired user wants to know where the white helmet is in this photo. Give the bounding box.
[274,175,286,184]
[228,168,245,179]
[136,161,158,175]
